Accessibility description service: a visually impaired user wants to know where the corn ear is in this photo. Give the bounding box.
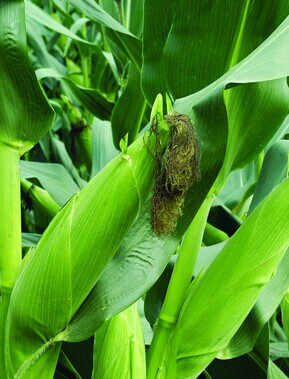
[21,179,61,218]
[92,303,146,379]
[5,100,168,377]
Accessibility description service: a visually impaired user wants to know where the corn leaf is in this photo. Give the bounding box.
[171,178,289,378]
[249,140,289,214]
[144,0,242,101]
[37,68,114,120]
[25,0,95,47]
[65,0,142,69]
[26,19,67,76]
[142,0,289,104]
[20,161,80,206]
[0,0,54,154]
[22,233,41,248]
[111,62,148,147]
[49,136,86,189]
[217,142,289,359]
[220,248,289,359]
[175,14,289,189]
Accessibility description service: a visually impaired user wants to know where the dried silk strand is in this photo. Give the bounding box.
[151,113,201,235]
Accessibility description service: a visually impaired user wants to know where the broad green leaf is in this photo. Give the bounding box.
[270,343,289,360]
[221,0,289,174]
[92,303,146,379]
[20,160,80,206]
[111,62,148,147]
[142,1,289,104]
[26,18,68,76]
[22,233,41,248]
[220,248,289,358]
[36,68,114,120]
[175,16,289,113]
[216,162,256,212]
[98,0,129,70]
[267,115,289,150]
[100,0,144,38]
[249,140,289,214]
[142,0,177,104]
[65,0,135,37]
[8,342,62,379]
[193,243,226,276]
[163,1,245,98]
[49,135,86,190]
[144,259,175,326]
[221,79,289,184]
[138,299,154,346]
[126,0,144,38]
[0,0,54,154]
[174,14,289,189]
[65,0,142,69]
[268,361,289,379]
[254,324,288,379]
[171,178,289,378]
[25,0,95,46]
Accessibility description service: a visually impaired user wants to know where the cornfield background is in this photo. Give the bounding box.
[1,0,289,378]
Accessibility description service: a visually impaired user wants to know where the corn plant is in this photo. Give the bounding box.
[1,0,289,378]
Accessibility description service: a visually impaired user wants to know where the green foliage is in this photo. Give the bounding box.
[0,1,289,378]
[0,0,54,154]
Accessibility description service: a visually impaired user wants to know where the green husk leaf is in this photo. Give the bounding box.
[5,122,163,377]
[92,303,146,379]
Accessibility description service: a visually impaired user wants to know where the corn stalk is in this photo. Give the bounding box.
[0,0,54,377]
[0,144,22,378]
